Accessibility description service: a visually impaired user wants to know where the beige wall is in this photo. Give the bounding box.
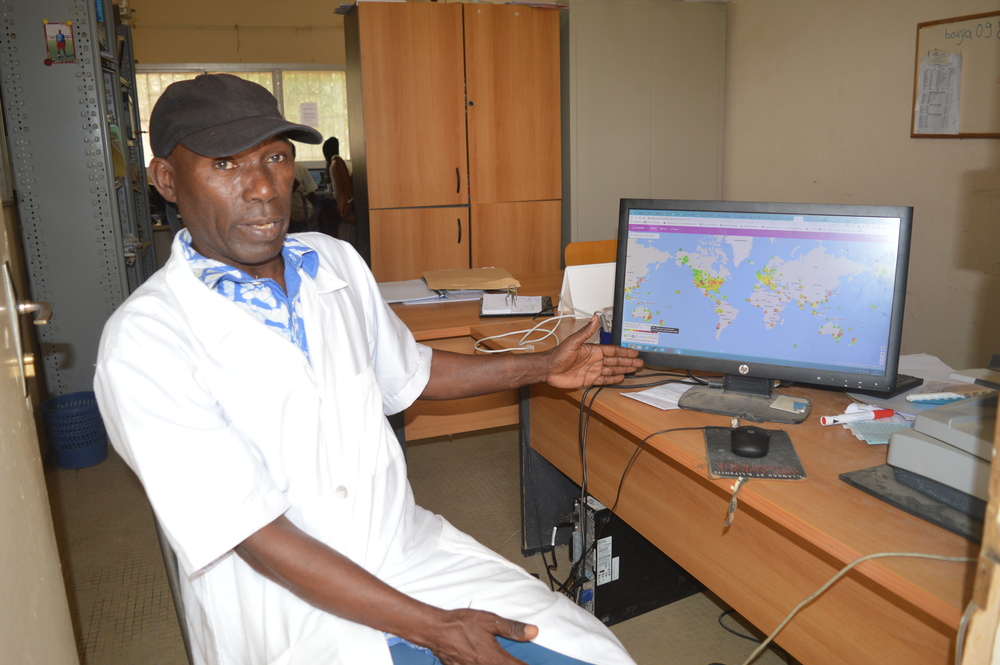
[566,0,726,243]
[724,0,1000,369]
[126,0,346,64]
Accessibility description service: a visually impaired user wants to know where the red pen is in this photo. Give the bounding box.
[819,409,894,426]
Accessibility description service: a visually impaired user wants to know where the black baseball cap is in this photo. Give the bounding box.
[149,73,323,158]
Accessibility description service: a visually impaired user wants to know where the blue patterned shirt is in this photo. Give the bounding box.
[179,229,319,359]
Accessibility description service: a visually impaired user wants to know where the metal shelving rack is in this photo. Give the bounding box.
[0,0,153,395]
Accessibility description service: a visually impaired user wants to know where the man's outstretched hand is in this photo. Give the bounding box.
[544,315,644,389]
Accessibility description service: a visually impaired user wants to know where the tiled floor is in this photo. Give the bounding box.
[45,443,187,665]
[45,426,790,665]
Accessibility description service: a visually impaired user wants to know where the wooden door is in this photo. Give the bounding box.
[0,219,78,663]
[370,207,470,282]
[471,200,561,275]
[464,5,561,204]
[358,3,468,210]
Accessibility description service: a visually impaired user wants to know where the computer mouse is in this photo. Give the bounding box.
[730,426,771,458]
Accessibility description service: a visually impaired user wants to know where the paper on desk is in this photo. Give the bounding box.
[623,383,694,410]
[847,353,955,415]
[379,279,439,304]
[401,289,485,305]
[378,279,484,305]
[423,268,520,291]
[845,420,913,445]
[411,289,484,304]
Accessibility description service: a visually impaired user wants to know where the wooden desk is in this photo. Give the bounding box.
[389,270,563,440]
[472,318,978,665]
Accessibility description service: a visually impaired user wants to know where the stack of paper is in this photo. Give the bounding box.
[623,383,695,410]
[378,279,484,306]
[845,420,914,445]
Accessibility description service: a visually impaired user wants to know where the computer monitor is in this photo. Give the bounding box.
[308,167,329,189]
[611,199,913,423]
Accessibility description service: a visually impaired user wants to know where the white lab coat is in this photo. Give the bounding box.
[95,233,635,665]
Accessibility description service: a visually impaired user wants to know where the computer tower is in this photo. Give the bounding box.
[573,496,702,625]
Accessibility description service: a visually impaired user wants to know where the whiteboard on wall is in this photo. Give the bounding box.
[912,11,1000,138]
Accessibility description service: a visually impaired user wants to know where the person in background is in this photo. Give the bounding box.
[319,136,355,238]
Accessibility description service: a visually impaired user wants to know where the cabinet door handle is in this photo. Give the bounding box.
[456,167,460,194]
[457,218,462,244]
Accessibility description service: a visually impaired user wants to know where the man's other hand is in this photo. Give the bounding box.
[421,609,537,665]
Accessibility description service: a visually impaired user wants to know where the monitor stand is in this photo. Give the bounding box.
[677,375,810,424]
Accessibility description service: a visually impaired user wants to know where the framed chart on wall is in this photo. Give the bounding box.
[912,11,1000,138]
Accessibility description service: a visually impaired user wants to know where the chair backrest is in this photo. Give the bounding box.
[329,156,355,225]
[564,239,618,266]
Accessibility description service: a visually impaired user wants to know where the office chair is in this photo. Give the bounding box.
[564,239,618,266]
[152,516,195,664]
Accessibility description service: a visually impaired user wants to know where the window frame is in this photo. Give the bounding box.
[135,63,348,167]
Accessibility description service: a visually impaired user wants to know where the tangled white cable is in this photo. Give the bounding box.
[473,314,582,353]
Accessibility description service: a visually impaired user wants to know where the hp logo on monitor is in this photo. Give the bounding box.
[738,364,750,375]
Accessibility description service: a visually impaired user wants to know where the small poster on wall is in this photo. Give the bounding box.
[42,20,75,66]
[299,102,320,129]
[913,51,962,135]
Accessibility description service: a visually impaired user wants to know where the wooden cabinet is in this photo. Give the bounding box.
[370,207,469,283]
[464,5,562,204]
[354,3,467,210]
[346,2,562,282]
[471,201,561,276]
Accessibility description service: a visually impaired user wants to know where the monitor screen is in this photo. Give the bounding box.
[611,199,913,422]
[308,167,328,189]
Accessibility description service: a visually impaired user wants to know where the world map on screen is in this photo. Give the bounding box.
[621,232,898,370]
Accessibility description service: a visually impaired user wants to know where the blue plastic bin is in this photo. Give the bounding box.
[40,391,108,469]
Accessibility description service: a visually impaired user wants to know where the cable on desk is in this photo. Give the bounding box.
[606,423,707,515]
[718,609,761,643]
[686,369,713,385]
[956,598,976,665]
[564,385,605,598]
[541,372,714,597]
[738,551,976,665]
[473,314,578,353]
[541,384,610,598]
[712,610,794,665]
[725,477,748,528]
[556,380,706,599]
[523,372,692,592]
[497,528,521,553]
[519,394,566,591]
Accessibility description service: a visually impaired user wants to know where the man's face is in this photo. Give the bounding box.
[151,136,295,278]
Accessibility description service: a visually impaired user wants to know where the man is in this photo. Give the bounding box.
[55,29,67,58]
[95,74,643,665]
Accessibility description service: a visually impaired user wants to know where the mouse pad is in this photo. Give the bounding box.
[704,427,807,480]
